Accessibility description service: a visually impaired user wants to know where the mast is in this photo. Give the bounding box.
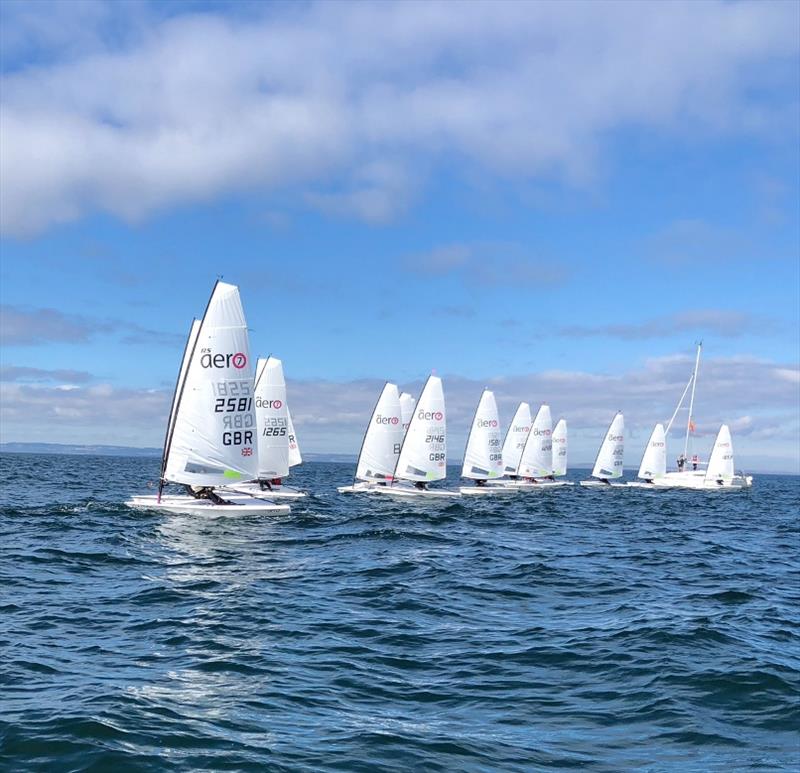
[683,342,702,458]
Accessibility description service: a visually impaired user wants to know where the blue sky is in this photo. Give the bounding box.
[1,0,798,471]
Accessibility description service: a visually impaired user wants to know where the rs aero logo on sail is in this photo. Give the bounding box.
[418,410,444,421]
[375,414,400,425]
[200,351,248,369]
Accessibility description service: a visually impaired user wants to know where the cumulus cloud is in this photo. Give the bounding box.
[1,0,797,235]
[0,365,93,383]
[404,242,567,286]
[3,352,796,470]
[0,304,184,347]
[558,309,782,340]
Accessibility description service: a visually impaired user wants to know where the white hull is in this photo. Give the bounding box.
[459,483,520,496]
[498,479,573,490]
[220,482,307,499]
[337,481,387,494]
[579,480,627,488]
[652,471,753,490]
[372,484,461,499]
[626,481,662,489]
[127,495,290,516]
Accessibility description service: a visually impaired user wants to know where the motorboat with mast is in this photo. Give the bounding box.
[656,343,752,489]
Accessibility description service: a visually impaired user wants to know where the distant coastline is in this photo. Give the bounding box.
[1,443,795,475]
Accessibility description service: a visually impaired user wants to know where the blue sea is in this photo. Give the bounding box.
[1,452,798,771]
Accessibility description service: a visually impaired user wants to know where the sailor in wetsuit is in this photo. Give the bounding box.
[185,486,231,505]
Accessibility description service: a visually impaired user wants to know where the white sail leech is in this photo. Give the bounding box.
[461,389,503,480]
[591,413,625,480]
[356,383,404,482]
[164,282,259,487]
[501,402,532,475]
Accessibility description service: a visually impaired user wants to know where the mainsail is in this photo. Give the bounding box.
[163,281,258,487]
[355,383,404,482]
[705,424,734,482]
[394,375,447,482]
[637,423,666,480]
[591,412,625,479]
[461,389,503,480]
[254,356,290,479]
[552,419,567,477]
[517,404,553,478]
[501,402,531,475]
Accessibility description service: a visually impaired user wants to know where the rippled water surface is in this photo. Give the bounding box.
[1,452,798,771]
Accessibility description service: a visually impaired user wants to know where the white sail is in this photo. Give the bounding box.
[552,419,567,476]
[502,402,531,475]
[287,409,302,468]
[254,356,290,479]
[705,424,734,482]
[355,383,404,482]
[637,423,666,480]
[164,281,258,486]
[517,404,553,477]
[394,375,447,482]
[461,389,503,480]
[591,412,625,479]
[399,392,415,432]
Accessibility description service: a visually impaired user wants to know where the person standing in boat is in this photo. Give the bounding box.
[677,454,686,471]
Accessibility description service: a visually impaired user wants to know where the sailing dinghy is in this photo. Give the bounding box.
[459,390,514,495]
[221,356,307,499]
[548,419,574,486]
[127,282,290,515]
[653,344,752,489]
[627,423,667,488]
[376,375,461,498]
[504,404,562,488]
[580,412,626,487]
[500,402,532,482]
[338,382,404,494]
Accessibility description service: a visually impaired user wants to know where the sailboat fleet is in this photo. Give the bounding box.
[128,284,753,515]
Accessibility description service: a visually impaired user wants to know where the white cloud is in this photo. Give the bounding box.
[2,352,797,471]
[1,0,797,235]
